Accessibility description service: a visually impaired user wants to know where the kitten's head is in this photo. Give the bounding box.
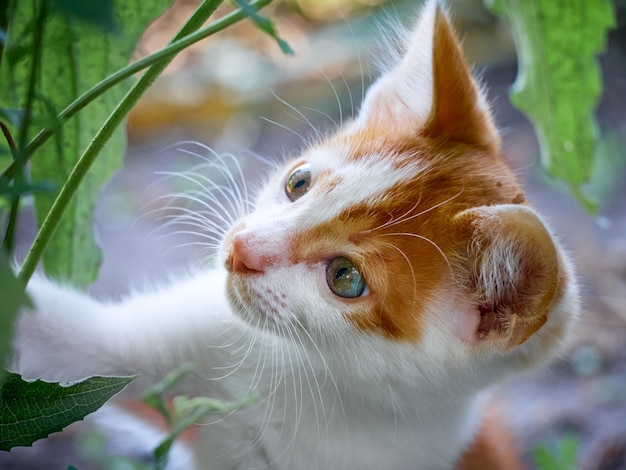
[221,1,578,388]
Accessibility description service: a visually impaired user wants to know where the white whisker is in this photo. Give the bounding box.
[270,90,323,141]
[260,115,308,143]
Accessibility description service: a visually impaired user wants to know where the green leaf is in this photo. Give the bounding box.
[0,0,172,287]
[46,0,117,32]
[232,0,293,54]
[0,372,135,450]
[141,362,196,424]
[142,362,196,400]
[140,361,256,467]
[0,251,31,385]
[486,0,615,211]
[152,394,256,466]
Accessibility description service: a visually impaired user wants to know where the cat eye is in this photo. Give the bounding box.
[326,257,367,299]
[285,163,311,201]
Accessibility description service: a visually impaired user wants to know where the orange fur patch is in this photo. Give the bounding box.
[289,135,527,342]
[457,401,522,470]
[423,8,500,151]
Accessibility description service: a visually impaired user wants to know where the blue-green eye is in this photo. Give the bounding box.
[326,257,367,298]
[286,163,311,201]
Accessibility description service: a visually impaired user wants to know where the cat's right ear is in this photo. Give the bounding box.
[451,205,573,352]
[352,0,499,150]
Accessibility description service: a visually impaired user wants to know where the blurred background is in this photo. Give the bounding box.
[6,0,626,468]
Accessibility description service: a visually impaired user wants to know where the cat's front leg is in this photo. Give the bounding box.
[11,276,120,383]
[10,268,243,396]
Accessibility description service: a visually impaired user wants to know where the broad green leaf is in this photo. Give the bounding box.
[46,0,117,31]
[0,251,31,385]
[487,0,615,211]
[0,0,172,287]
[0,372,135,450]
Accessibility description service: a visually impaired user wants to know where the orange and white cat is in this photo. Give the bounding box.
[11,1,578,468]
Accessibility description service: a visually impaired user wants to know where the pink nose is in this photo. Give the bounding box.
[229,234,272,274]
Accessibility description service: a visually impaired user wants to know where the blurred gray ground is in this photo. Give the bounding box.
[3,0,626,468]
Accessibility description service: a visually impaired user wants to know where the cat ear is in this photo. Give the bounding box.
[354,0,499,150]
[452,205,567,350]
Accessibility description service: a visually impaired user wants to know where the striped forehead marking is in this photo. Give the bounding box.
[301,145,426,230]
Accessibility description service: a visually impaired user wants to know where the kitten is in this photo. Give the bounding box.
[10,1,579,469]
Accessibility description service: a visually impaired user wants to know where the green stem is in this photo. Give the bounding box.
[18,0,273,284]
[3,0,45,254]
[0,0,12,75]
[2,190,18,252]
[1,0,273,182]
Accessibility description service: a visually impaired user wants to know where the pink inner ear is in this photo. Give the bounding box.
[452,302,482,345]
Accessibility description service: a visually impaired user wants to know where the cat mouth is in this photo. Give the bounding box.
[226,275,294,331]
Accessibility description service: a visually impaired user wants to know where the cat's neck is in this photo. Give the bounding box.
[252,319,486,429]
[197,336,485,469]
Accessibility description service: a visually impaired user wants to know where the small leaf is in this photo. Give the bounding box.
[152,393,255,466]
[142,362,196,399]
[0,252,31,385]
[0,372,135,450]
[233,0,293,54]
[153,436,174,464]
[141,362,196,424]
[533,435,579,470]
[534,445,559,470]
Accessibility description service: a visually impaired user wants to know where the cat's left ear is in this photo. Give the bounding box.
[354,0,499,150]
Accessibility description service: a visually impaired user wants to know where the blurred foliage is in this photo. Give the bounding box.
[487,0,616,211]
[141,363,255,469]
[282,0,387,21]
[534,435,580,470]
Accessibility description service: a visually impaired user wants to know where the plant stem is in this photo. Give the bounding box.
[1,122,17,252]
[3,0,45,254]
[18,0,273,284]
[0,122,15,154]
[0,0,11,74]
[1,0,273,183]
